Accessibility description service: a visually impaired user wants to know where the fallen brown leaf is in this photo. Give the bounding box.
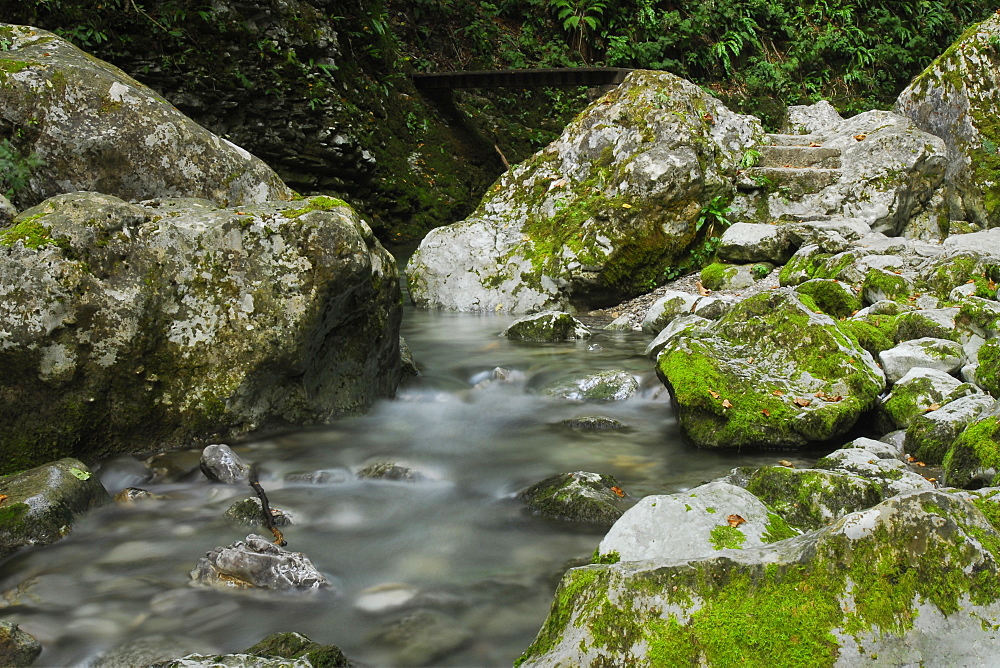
[778,459,794,467]
[722,399,733,409]
[709,390,721,399]
[697,281,711,296]
[793,397,812,407]
[611,486,625,498]
[762,409,771,417]
[772,390,785,396]
[854,133,867,141]
[925,403,941,412]
[917,462,927,467]
[727,514,746,527]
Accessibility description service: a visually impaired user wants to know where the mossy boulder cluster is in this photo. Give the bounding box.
[406,70,766,312]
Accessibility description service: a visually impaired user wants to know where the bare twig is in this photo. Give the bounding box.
[248,464,287,546]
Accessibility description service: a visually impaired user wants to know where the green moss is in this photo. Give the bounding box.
[282,195,348,218]
[0,502,30,533]
[763,512,799,543]
[794,280,863,319]
[838,315,899,356]
[747,467,883,531]
[709,524,746,550]
[976,338,1000,396]
[700,262,735,291]
[943,416,1000,489]
[592,550,621,565]
[861,267,912,303]
[0,214,68,250]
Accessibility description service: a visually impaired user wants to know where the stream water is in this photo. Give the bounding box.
[0,265,819,667]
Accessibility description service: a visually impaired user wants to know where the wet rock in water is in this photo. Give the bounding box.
[283,470,348,486]
[354,583,420,615]
[369,609,471,666]
[0,458,110,559]
[596,481,779,563]
[189,534,329,592]
[558,416,626,430]
[152,653,311,667]
[0,620,42,667]
[114,487,160,504]
[95,635,214,668]
[94,455,153,494]
[246,631,352,667]
[518,490,1000,667]
[501,311,591,342]
[518,472,630,527]
[200,444,250,484]
[356,462,420,481]
[225,497,293,528]
[544,370,639,402]
[400,336,419,376]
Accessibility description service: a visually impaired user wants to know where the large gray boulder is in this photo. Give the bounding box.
[655,289,885,450]
[0,458,110,558]
[406,70,765,313]
[518,490,1000,667]
[894,13,1000,227]
[0,23,291,208]
[0,192,401,473]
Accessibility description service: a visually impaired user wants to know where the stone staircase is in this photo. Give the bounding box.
[740,134,844,198]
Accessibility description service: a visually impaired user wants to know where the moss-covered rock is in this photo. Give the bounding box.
[905,393,997,464]
[544,371,639,402]
[794,278,863,319]
[0,192,401,473]
[893,307,960,343]
[406,70,765,313]
[746,466,884,531]
[944,407,1000,489]
[976,337,1000,395]
[656,289,885,450]
[0,24,291,208]
[501,311,591,341]
[838,313,899,356]
[881,367,981,430]
[517,472,631,527]
[518,490,1000,667]
[895,13,1000,227]
[878,337,966,384]
[0,621,42,668]
[246,631,351,667]
[0,458,110,558]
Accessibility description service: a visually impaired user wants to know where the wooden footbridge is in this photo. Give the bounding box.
[412,67,633,91]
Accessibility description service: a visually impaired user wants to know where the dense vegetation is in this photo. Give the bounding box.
[3,0,995,241]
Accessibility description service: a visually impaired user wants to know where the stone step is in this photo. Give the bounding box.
[766,133,826,146]
[744,166,841,197]
[759,145,841,169]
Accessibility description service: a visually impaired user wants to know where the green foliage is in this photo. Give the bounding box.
[0,140,43,202]
[550,0,606,62]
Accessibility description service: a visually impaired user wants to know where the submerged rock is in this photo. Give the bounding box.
[0,620,42,667]
[558,415,627,430]
[518,490,1000,666]
[517,472,630,526]
[368,609,471,667]
[0,458,110,558]
[356,462,420,481]
[225,498,293,528]
[544,370,639,402]
[406,70,764,313]
[189,534,329,592]
[0,193,401,473]
[0,24,291,209]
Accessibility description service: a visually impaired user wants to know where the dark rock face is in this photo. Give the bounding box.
[0,621,42,667]
[0,193,401,473]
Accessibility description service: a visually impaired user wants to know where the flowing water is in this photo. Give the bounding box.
[0,267,819,667]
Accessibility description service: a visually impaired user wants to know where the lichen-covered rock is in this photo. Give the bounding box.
[784,100,844,135]
[405,70,765,313]
[517,472,630,526]
[517,490,1000,667]
[879,337,965,384]
[596,481,784,562]
[0,458,109,558]
[0,620,42,667]
[656,289,885,450]
[745,466,884,531]
[0,193,401,473]
[881,367,981,430]
[0,24,291,208]
[894,13,1000,227]
[501,311,591,341]
[943,403,1000,489]
[893,307,960,342]
[544,371,639,402]
[190,534,329,592]
[905,393,997,464]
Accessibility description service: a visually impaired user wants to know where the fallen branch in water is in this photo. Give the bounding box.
[249,464,287,546]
